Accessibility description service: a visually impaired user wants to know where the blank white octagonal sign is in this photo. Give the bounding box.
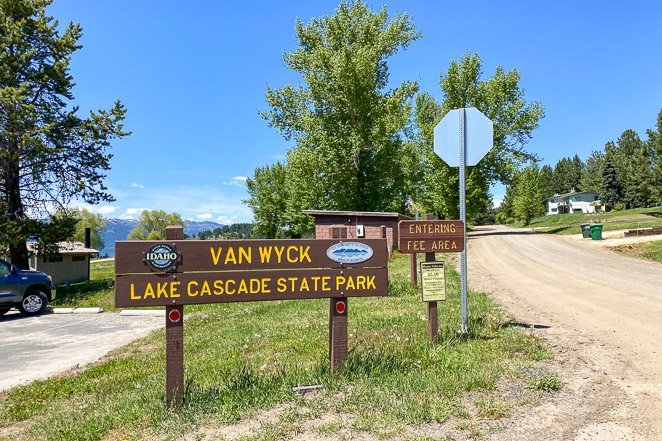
[433,107,494,167]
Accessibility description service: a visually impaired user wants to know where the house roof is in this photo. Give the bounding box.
[302,210,413,220]
[548,191,599,201]
[27,241,98,255]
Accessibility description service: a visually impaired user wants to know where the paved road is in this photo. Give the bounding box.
[467,225,662,441]
[0,311,163,391]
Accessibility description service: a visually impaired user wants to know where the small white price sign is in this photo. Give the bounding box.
[420,261,446,302]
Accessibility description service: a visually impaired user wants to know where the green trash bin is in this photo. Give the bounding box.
[589,224,603,240]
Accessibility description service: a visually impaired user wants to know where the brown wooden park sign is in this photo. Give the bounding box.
[398,219,465,253]
[115,226,388,407]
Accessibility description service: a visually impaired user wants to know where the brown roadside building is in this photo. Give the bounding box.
[303,210,412,253]
[27,241,98,285]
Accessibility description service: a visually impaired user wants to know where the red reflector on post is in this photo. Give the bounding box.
[168,309,181,323]
[335,300,346,314]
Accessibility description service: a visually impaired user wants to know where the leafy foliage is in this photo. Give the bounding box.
[649,110,662,204]
[414,53,544,220]
[600,156,622,209]
[127,210,185,240]
[244,162,288,238]
[70,208,106,250]
[551,155,583,195]
[0,0,128,267]
[259,1,420,234]
[197,223,256,240]
[512,163,546,225]
[580,150,605,194]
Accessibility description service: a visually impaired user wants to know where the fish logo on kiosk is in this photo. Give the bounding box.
[326,242,373,264]
[143,243,181,272]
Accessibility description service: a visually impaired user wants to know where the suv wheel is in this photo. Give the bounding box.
[19,290,48,315]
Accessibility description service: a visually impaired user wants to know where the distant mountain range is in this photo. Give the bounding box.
[100,219,226,257]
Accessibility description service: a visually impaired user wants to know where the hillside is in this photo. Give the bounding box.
[521,206,662,235]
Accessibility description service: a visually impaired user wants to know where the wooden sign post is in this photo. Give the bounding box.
[398,216,463,343]
[115,235,388,406]
[424,236,437,342]
[329,297,348,372]
[164,226,184,407]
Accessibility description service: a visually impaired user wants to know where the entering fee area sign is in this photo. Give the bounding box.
[115,230,388,407]
[398,220,465,253]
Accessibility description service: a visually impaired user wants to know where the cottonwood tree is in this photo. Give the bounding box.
[260,1,420,235]
[414,52,544,219]
[70,208,106,250]
[512,162,546,225]
[127,210,185,240]
[244,162,288,238]
[0,0,128,268]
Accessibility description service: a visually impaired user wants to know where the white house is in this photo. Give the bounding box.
[547,191,604,215]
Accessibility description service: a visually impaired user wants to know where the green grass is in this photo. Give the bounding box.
[527,373,563,393]
[611,240,662,263]
[1,253,552,440]
[515,206,662,235]
[89,258,115,280]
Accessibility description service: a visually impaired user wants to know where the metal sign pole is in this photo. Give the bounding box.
[459,109,468,333]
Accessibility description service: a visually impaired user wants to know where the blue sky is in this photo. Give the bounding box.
[49,1,662,223]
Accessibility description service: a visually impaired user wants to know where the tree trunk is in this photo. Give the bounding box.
[355,148,368,211]
[5,149,30,269]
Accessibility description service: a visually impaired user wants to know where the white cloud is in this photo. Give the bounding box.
[98,205,118,215]
[120,207,148,219]
[223,176,248,186]
[196,213,213,220]
[131,183,145,189]
[217,215,238,225]
[108,184,253,223]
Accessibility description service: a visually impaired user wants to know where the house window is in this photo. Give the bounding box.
[332,227,347,239]
[594,195,599,201]
[551,208,558,212]
[72,255,86,262]
[47,254,63,262]
[550,198,556,203]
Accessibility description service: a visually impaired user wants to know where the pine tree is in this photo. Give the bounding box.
[0,0,128,267]
[601,157,622,209]
[580,151,605,193]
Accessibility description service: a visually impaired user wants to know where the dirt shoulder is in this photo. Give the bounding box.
[468,225,662,441]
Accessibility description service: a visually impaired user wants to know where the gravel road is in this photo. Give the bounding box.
[468,225,662,441]
[0,311,163,391]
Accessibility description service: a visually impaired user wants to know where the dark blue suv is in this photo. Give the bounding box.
[0,258,56,316]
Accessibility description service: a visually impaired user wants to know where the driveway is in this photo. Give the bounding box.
[468,225,662,441]
[0,310,163,391]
